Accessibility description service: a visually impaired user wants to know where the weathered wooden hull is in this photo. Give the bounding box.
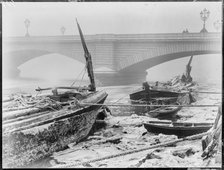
[130,88,187,116]
[3,91,107,168]
[144,121,213,138]
[130,88,181,101]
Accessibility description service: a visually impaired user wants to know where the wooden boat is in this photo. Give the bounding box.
[129,56,196,117]
[130,87,183,102]
[146,105,182,118]
[130,85,184,117]
[3,20,108,168]
[144,121,213,138]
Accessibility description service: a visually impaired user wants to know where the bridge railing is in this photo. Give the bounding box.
[3,32,221,42]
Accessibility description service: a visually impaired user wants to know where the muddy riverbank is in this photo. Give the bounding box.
[48,113,220,168]
[35,83,222,168]
[2,81,222,168]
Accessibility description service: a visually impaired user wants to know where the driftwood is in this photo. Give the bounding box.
[95,120,106,124]
[201,124,222,159]
[3,105,39,112]
[3,91,106,133]
[172,147,196,158]
[3,110,51,125]
[3,106,83,133]
[3,107,44,121]
[103,136,122,144]
[3,100,71,121]
[131,150,161,168]
[201,106,222,159]
[54,131,209,168]
[87,136,122,145]
[2,102,63,121]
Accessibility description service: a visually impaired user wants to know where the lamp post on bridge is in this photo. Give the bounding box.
[200,8,210,33]
[61,26,66,35]
[213,20,221,32]
[24,19,30,37]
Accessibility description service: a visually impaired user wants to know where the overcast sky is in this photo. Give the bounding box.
[3,2,222,36]
[2,2,222,86]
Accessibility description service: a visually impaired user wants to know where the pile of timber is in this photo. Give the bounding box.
[2,93,67,134]
[3,94,63,119]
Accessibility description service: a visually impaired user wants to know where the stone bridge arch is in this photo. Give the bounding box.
[3,49,85,78]
[118,40,221,73]
[119,50,221,74]
[3,33,222,85]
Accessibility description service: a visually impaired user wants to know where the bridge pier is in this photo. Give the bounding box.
[95,71,147,86]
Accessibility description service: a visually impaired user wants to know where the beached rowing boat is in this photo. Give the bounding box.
[144,121,213,138]
[146,105,182,118]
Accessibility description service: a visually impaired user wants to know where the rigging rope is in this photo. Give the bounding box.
[79,102,220,108]
[111,94,130,104]
[78,65,87,91]
[70,64,87,87]
[193,91,222,94]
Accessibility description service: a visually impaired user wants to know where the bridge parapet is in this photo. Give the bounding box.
[3,32,222,77]
[3,32,221,42]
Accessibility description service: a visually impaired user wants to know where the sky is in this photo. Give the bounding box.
[2,2,222,36]
[2,2,222,85]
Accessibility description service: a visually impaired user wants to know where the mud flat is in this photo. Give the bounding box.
[47,84,221,168]
[3,82,222,168]
[47,113,220,168]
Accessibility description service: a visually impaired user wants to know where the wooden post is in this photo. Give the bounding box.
[201,105,222,158]
[143,82,151,111]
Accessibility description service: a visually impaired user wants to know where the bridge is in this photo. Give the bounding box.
[3,32,221,85]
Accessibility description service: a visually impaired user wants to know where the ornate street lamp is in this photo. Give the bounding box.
[24,19,30,37]
[213,20,221,32]
[61,26,66,35]
[200,8,210,33]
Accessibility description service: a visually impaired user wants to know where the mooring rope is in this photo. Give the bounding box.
[193,91,222,94]
[111,94,131,104]
[53,131,209,168]
[79,102,220,108]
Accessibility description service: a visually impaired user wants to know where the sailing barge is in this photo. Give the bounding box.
[130,84,184,117]
[3,20,108,168]
[129,56,196,117]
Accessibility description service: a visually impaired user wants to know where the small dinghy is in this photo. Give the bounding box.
[146,105,182,118]
[144,121,213,138]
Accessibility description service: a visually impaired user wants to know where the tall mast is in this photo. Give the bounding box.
[186,56,193,78]
[76,19,96,91]
[187,56,193,67]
